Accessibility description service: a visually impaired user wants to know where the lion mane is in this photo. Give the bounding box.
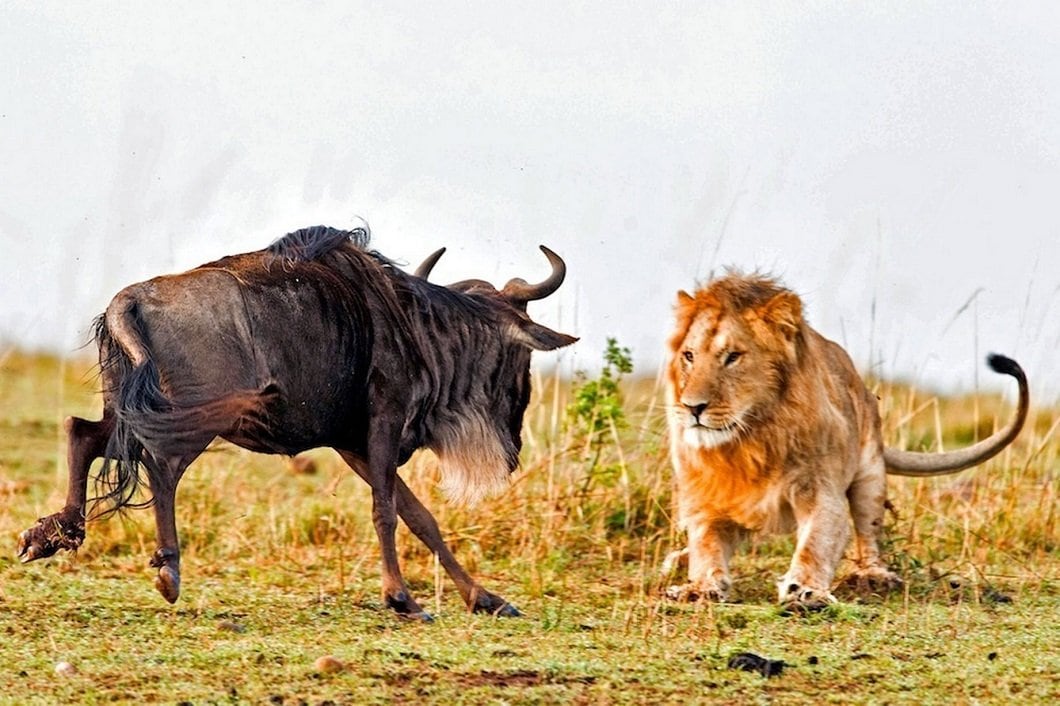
[664,272,1029,608]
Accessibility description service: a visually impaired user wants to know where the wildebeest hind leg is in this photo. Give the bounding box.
[18,414,114,562]
[144,452,200,604]
[339,451,519,617]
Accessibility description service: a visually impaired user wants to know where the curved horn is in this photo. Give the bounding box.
[501,245,567,302]
[413,247,446,280]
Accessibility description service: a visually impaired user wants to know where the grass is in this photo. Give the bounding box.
[0,350,1057,705]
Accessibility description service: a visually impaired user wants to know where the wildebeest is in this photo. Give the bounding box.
[18,225,576,619]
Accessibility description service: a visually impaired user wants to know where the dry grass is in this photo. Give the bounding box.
[0,350,1057,704]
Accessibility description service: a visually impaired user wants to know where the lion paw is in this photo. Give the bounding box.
[778,580,836,611]
[845,566,903,595]
[664,578,731,603]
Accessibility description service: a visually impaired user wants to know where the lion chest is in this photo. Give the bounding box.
[673,444,796,534]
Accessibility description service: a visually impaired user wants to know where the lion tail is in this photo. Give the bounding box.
[884,354,1029,476]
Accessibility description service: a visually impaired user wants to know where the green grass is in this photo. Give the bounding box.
[0,351,1057,704]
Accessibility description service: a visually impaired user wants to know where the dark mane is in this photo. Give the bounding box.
[266,225,370,264]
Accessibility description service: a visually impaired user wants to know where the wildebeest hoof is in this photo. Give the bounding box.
[470,590,521,617]
[16,534,42,563]
[397,610,434,623]
[474,599,521,618]
[385,590,427,618]
[17,513,85,563]
[155,565,181,604]
[492,602,521,618]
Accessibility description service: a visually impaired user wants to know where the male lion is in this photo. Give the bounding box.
[664,273,1028,609]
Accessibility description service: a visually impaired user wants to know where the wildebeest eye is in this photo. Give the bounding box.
[683,350,695,363]
[724,351,743,367]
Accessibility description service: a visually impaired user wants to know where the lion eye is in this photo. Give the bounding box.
[682,350,695,363]
[724,351,743,367]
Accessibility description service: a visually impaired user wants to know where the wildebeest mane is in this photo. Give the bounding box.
[266,225,371,265]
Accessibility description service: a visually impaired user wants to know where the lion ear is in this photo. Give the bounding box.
[761,291,802,343]
[670,289,700,352]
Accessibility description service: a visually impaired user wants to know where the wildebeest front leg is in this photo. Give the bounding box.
[338,451,518,617]
[363,425,429,620]
[18,415,113,562]
[395,478,519,616]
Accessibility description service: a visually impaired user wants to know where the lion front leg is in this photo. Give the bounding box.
[666,519,740,603]
[778,497,850,610]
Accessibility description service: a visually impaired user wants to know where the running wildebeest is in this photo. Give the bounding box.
[18,225,576,619]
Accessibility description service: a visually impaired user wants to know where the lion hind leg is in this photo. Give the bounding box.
[846,458,902,593]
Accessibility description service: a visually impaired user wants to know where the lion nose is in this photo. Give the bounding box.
[684,402,708,420]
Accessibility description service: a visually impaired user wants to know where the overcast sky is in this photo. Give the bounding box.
[2,2,1058,401]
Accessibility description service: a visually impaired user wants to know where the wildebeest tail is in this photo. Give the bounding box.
[91,298,160,517]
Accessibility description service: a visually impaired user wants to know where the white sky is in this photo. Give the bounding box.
[2,2,1058,401]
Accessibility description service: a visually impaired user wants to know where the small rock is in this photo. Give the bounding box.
[314,655,345,674]
[54,661,77,677]
[218,620,246,633]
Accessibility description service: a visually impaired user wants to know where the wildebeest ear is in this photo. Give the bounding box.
[508,321,579,351]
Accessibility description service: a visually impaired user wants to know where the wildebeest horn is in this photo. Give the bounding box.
[501,246,566,302]
[414,247,447,280]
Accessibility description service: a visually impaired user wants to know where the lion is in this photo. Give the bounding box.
[664,272,1029,609]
